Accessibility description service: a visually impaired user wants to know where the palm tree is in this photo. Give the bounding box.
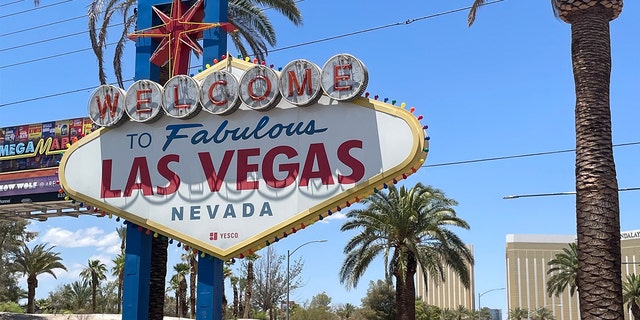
[80,259,108,313]
[469,1,624,319]
[623,273,640,319]
[173,262,190,317]
[111,252,125,313]
[167,275,181,316]
[340,183,473,320]
[65,280,92,311]
[13,243,67,313]
[88,0,302,87]
[243,254,259,319]
[188,253,198,318]
[148,236,168,319]
[546,242,578,297]
[531,307,555,320]
[508,307,530,320]
[230,275,240,317]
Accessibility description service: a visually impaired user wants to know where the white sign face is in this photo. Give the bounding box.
[63,57,427,260]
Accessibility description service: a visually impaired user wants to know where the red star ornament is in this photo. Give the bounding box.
[128,0,236,76]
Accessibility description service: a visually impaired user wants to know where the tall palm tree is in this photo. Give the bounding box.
[168,274,181,316]
[80,259,108,313]
[508,307,530,320]
[244,254,259,319]
[230,275,240,317]
[531,307,555,320]
[173,262,190,317]
[547,242,579,297]
[188,253,198,318]
[88,0,302,87]
[13,243,67,313]
[339,183,473,320]
[623,273,640,319]
[469,1,624,319]
[111,252,125,314]
[148,235,168,320]
[116,226,126,253]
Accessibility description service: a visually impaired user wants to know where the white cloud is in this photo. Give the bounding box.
[41,227,120,251]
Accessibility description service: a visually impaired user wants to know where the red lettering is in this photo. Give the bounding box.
[95,91,120,119]
[248,75,271,101]
[337,140,365,184]
[300,143,334,186]
[61,137,69,149]
[208,80,228,106]
[287,69,313,97]
[156,154,180,195]
[173,85,190,110]
[50,138,60,151]
[136,89,153,113]
[237,148,260,190]
[101,159,122,198]
[262,146,298,188]
[199,150,234,192]
[123,157,154,197]
[333,64,352,91]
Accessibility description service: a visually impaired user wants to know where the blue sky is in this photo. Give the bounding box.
[1,0,639,317]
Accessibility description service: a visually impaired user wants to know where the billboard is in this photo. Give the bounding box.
[0,118,99,173]
[0,118,99,205]
[0,168,65,205]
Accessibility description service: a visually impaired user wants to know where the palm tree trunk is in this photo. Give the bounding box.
[243,261,254,318]
[571,5,624,320]
[395,252,417,320]
[26,276,37,313]
[148,236,168,320]
[180,280,188,317]
[190,254,197,318]
[117,272,123,313]
[233,280,239,317]
[630,302,640,320]
[92,278,97,312]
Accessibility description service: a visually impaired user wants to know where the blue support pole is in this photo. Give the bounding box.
[197,256,224,320]
[122,223,152,319]
[199,1,227,320]
[202,0,228,68]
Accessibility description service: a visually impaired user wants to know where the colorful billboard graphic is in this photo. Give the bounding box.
[0,169,65,205]
[0,118,99,173]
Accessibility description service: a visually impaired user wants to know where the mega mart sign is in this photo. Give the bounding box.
[60,55,428,259]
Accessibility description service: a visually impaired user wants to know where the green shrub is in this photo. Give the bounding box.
[0,301,24,313]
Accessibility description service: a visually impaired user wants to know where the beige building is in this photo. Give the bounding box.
[416,245,476,310]
[506,230,640,320]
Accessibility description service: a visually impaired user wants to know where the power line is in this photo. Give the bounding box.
[0,78,134,107]
[270,0,504,54]
[423,141,640,168]
[0,0,25,8]
[0,29,86,52]
[503,187,640,199]
[0,23,125,52]
[0,15,85,38]
[0,0,74,19]
[0,0,504,69]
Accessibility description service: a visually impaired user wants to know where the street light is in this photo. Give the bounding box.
[286,239,327,320]
[478,287,505,319]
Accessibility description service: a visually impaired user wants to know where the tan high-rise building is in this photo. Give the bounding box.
[416,245,475,310]
[506,230,640,320]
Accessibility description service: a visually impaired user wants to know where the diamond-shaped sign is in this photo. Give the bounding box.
[60,56,428,260]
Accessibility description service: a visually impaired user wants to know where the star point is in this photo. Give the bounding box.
[128,0,235,76]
